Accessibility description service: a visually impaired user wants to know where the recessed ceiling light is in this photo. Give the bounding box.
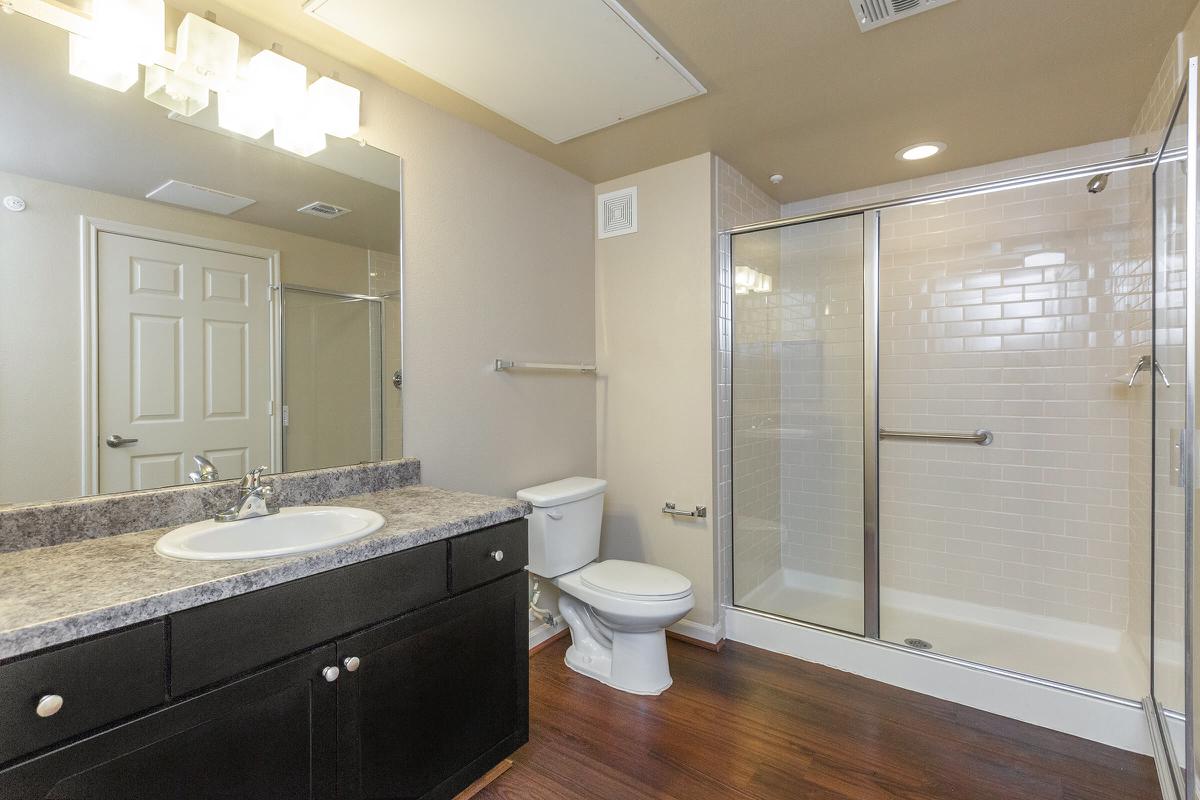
[896,141,946,161]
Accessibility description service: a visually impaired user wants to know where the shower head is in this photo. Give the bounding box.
[1086,173,1110,194]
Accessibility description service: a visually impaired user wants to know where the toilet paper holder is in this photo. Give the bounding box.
[662,502,706,519]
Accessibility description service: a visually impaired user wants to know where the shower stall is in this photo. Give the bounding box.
[725,61,1200,797]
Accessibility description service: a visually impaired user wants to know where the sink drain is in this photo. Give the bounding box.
[904,637,933,650]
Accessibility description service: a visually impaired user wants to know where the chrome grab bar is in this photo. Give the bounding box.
[662,502,707,518]
[879,429,993,446]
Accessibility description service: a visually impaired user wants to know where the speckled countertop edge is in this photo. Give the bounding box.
[0,485,532,661]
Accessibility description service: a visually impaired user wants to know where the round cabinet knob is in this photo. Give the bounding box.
[490,550,504,562]
[36,694,63,718]
[322,666,340,683]
[343,656,361,672]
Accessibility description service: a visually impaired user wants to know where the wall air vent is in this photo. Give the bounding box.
[597,186,637,239]
[297,201,352,219]
[849,0,956,32]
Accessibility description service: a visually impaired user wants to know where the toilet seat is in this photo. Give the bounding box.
[580,559,692,601]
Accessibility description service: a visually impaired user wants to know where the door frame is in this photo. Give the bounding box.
[79,217,282,496]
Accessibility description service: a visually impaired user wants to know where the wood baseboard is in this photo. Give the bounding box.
[528,627,569,655]
[667,629,725,652]
[452,759,512,800]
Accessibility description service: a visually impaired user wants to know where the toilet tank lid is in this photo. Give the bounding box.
[517,477,607,507]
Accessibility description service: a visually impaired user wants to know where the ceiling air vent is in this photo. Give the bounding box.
[849,0,956,32]
[145,180,255,215]
[597,186,637,239]
[297,201,351,219]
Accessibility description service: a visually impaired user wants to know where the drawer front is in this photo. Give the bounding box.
[449,520,527,594]
[169,542,447,697]
[0,622,165,765]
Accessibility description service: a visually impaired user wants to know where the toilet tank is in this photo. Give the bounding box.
[518,477,607,578]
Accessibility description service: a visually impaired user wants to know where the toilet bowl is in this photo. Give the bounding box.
[518,477,694,696]
[552,559,693,694]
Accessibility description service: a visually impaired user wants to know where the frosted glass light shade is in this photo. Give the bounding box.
[217,80,274,139]
[175,13,238,91]
[92,0,164,66]
[247,49,308,123]
[144,65,208,116]
[274,110,327,157]
[308,76,360,138]
[68,33,138,92]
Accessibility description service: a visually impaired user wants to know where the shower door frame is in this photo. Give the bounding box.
[723,63,1198,783]
[279,283,388,471]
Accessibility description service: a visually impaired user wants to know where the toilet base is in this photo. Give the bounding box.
[558,594,676,696]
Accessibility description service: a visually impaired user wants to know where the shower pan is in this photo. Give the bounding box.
[725,59,1200,800]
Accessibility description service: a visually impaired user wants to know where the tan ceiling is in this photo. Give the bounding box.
[222,0,1195,203]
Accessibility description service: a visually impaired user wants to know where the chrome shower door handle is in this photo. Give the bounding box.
[1155,361,1172,388]
[105,434,139,448]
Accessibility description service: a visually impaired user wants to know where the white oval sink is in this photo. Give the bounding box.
[154,506,385,561]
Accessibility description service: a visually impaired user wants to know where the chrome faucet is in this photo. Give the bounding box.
[188,455,220,484]
[215,466,277,522]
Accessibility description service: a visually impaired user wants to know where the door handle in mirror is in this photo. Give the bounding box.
[105,434,139,448]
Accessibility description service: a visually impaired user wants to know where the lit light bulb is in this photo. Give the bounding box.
[68,33,138,92]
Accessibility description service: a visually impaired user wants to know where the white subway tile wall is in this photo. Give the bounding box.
[874,174,1145,631]
[715,157,780,607]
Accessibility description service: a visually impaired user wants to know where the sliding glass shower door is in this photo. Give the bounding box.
[873,175,1149,697]
[730,215,866,633]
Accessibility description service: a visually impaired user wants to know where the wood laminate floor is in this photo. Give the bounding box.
[477,637,1158,800]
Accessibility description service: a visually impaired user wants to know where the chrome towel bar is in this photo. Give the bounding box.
[879,428,993,446]
[494,359,597,373]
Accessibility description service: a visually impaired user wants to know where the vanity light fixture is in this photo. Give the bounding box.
[896,141,947,161]
[144,64,208,116]
[274,111,328,157]
[308,76,361,138]
[174,12,239,91]
[68,32,138,91]
[247,48,309,122]
[17,0,362,157]
[218,79,276,140]
[734,265,772,295]
[92,0,164,66]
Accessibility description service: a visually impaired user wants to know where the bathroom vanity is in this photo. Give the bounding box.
[0,463,530,800]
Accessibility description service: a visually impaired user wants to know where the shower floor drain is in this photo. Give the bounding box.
[904,637,933,650]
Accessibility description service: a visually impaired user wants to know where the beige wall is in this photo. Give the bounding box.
[595,153,718,629]
[0,168,377,504]
[199,4,598,499]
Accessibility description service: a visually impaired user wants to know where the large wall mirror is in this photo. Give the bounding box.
[0,3,403,506]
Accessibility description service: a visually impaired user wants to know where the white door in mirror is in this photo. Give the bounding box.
[154,506,384,561]
[97,232,273,493]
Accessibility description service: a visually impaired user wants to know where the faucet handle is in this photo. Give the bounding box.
[241,466,271,489]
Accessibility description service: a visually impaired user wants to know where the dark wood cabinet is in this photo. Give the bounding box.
[337,571,529,800]
[0,646,337,799]
[0,520,529,800]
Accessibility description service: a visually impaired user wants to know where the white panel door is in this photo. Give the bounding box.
[97,232,272,493]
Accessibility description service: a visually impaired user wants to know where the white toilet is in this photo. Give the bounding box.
[519,476,694,696]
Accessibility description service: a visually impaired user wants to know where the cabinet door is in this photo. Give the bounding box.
[0,645,338,800]
[337,571,529,800]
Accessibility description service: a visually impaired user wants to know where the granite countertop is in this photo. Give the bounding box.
[0,485,531,661]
